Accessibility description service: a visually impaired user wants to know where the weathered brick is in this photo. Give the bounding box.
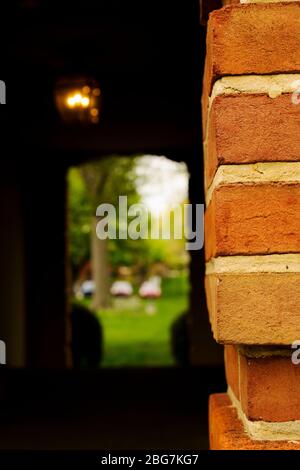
[202,2,300,132]
[225,346,300,422]
[223,0,299,3]
[206,3,300,91]
[205,183,300,260]
[205,93,300,189]
[209,393,300,450]
[205,270,300,345]
[240,0,299,3]
[224,345,240,400]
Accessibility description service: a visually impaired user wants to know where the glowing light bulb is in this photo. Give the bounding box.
[73,93,82,104]
[81,96,90,108]
[61,82,101,121]
[67,96,75,107]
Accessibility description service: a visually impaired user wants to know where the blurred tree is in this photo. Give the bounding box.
[79,156,138,309]
[67,167,92,280]
[68,155,190,309]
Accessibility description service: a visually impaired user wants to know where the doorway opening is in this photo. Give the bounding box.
[67,154,190,367]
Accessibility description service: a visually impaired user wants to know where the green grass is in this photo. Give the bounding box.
[96,278,189,367]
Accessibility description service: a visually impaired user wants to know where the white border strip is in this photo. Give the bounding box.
[228,387,300,442]
[211,74,300,102]
[240,1,299,3]
[206,254,300,275]
[206,162,300,206]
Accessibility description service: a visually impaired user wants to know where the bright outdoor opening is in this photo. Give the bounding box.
[67,155,190,368]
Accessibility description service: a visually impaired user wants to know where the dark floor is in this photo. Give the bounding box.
[0,367,225,450]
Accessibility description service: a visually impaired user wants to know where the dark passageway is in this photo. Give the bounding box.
[0,368,225,450]
[0,0,224,451]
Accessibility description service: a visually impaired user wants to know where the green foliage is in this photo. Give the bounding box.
[161,274,190,297]
[68,156,140,277]
[68,167,92,278]
[68,155,189,279]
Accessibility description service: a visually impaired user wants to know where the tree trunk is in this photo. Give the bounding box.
[91,216,110,310]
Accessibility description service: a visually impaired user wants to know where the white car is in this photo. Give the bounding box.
[139,278,161,299]
[81,280,95,297]
[110,281,133,297]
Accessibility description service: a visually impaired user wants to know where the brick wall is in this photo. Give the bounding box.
[203,0,300,449]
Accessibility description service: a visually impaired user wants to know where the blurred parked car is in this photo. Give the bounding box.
[139,277,161,299]
[80,280,95,298]
[110,280,133,297]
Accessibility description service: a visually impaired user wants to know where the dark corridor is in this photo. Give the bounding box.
[0,0,224,452]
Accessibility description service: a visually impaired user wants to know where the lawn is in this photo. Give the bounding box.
[96,276,189,367]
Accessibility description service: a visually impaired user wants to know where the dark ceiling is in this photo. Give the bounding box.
[2,0,206,165]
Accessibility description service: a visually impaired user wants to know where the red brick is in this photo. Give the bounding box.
[202,2,300,132]
[205,93,300,189]
[205,183,300,261]
[209,393,300,450]
[206,3,300,91]
[225,346,300,422]
[224,345,240,400]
